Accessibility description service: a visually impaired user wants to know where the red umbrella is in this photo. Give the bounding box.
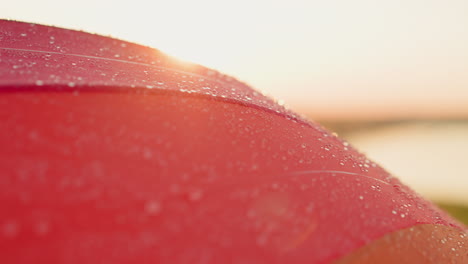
[0,20,466,263]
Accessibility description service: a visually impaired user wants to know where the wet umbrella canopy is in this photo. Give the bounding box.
[0,20,467,263]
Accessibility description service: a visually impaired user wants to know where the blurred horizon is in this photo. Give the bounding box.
[319,119,468,206]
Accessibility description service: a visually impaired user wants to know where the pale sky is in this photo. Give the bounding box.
[3,0,468,120]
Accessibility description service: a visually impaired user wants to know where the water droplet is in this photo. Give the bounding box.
[35,221,50,236]
[359,195,364,200]
[169,184,181,194]
[146,85,154,89]
[2,221,19,238]
[392,210,397,215]
[188,189,203,201]
[400,213,406,218]
[114,54,120,58]
[28,131,39,141]
[20,33,27,37]
[181,173,190,181]
[247,209,256,219]
[68,82,76,87]
[256,234,268,246]
[35,80,44,86]
[305,203,314,213]
[143,148,152,159]
[145,200,161,215]
[207,70,216,76]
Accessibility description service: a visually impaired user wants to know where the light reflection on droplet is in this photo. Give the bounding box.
[2,221,19,238]
[188,189,203,202]
[145,200,162,215]
[35,220,50,236]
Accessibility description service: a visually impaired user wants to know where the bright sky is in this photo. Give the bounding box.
[4,0,468,120]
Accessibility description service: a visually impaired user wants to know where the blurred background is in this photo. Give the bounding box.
[3,0,467,223]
